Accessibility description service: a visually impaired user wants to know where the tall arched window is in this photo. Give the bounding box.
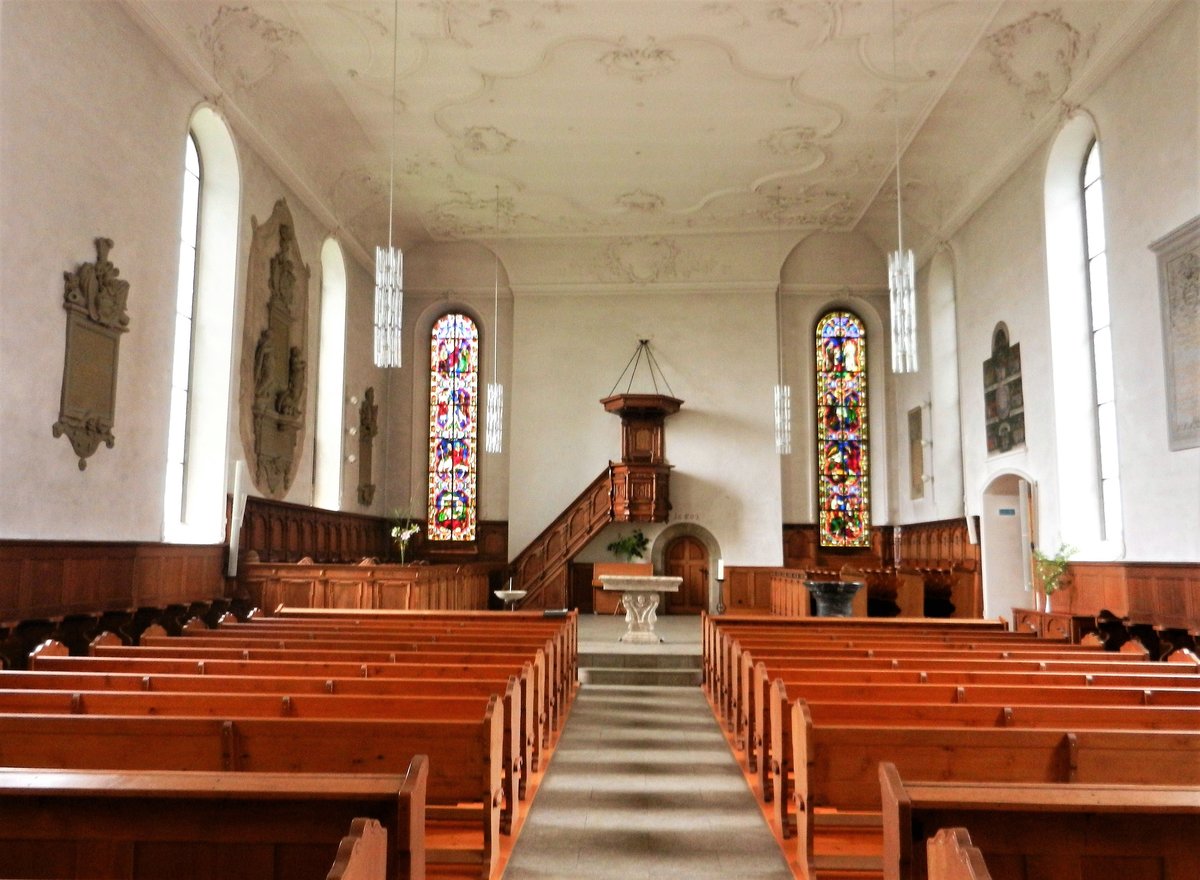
[816,310,870,548]
[427,313,479,541]
[314,237,347,510]
[1044,116,1122,554]
[164,108,239,543]
[1081,141,1121,541]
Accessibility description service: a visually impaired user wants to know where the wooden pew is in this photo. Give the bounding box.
[329,818,389,880]
[0,762,425,880]
[75,642,555,759]
[0,686,523,836]
[925,828,993,880]
[139,632,567,735]
[0,704,503,879]
[2,666,535,799]
[788,702,1200,880]
[880,762,1200,880]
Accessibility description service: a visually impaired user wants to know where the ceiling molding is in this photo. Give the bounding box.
[120,0,375,271]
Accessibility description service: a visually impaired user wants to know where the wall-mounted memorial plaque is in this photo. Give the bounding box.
[1150,215,1200,450]
[239,199,310,497]
[53,238,130,470]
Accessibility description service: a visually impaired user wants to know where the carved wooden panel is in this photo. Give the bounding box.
[0,542,224,623]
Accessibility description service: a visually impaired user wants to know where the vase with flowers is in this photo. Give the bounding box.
[391,513,420,564]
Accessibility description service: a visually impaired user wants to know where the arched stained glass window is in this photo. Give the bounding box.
[816,310,870,548]
[427,313,479,541]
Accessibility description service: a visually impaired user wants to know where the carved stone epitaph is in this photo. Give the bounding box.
[240,200,310,497]
[357,386,378,506]
[53,238,130,469]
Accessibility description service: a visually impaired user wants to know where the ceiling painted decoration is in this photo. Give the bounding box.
[126,0,1172,265]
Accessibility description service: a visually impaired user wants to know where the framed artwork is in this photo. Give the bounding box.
[908,406,924,499]
[983,324,1025,455]
[1150,215,1200,450]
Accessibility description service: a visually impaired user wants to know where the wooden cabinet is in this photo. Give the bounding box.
[1012,607,1096,643]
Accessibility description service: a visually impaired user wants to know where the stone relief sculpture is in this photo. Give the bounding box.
[357,386,379,506]
[239,199,310,497]
[1151,215,1200,449]
[53,238,130,470]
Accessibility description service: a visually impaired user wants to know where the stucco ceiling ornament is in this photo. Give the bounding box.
[617,190,666,213]
[462,125,517,155]
[606,237,681,284]
[193,5,299,91]
[599,38,679,82]
[758,185,854,229]
[985,9,1092,118]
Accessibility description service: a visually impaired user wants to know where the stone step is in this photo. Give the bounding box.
[578,651,702,670]
[578,666,703,687]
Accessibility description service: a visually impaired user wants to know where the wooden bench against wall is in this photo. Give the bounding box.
[880,761,1200,880]
[0,763,425,880]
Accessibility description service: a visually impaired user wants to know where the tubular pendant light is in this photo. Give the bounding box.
[485,188,504,454]
[373,0,403,368]
[889,0,918,373]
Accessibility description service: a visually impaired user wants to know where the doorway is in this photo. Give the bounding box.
[980,473,1034,619]
[664,535,708,614]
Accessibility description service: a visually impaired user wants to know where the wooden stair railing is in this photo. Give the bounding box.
[511,467,615,610]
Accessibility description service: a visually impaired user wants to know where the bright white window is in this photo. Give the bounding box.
[164,108,240,543]
[1081,142,1122,541]
[314,237,348,509]
[164,135,201,525]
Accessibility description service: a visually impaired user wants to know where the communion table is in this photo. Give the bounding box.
[599,575,683,643]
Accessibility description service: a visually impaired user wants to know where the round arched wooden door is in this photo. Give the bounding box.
[664,535,709,614]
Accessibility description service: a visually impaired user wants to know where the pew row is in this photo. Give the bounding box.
[2,666,534,799]
[0,763,425,880]
[788,702,1200,879]
[0,685,523,835]
[880,762,1200,880]
[0,707,502,878]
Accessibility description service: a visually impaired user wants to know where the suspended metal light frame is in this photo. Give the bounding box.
[373,0,403,368]
[888,0,918,374]
[485,188,504,454]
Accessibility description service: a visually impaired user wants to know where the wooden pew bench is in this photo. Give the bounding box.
[0,763,425,880]
[3,666,534,799]
[77,641,555,757]
[137,633,566,735]
[786,703,1200,880]
[880,762,1200,880]
[0,705,503,878]
[0,686,523,836]
[769,681,1200,842]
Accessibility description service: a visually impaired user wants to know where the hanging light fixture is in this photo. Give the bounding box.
[773,208,791,454]
[888,0,918,374]
[485,187,504,454]
[373,0,403,368]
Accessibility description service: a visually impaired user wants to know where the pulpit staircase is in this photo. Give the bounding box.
[509,468,615,610]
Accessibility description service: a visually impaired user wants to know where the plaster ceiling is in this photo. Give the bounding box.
[126,0,1172,267]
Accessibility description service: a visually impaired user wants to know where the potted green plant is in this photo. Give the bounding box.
[1032,542,1076,612]
[606,528,649,562]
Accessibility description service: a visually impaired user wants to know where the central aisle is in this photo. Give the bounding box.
[502,617,793,879]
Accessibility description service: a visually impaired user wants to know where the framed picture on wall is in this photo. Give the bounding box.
[983,324,1025,455]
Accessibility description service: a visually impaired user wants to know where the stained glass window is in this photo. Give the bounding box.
[816,311,870,548]
[427,313,478,541]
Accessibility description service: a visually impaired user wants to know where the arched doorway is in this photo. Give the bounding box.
[664,535,708,614]
[980,473,1034,618]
